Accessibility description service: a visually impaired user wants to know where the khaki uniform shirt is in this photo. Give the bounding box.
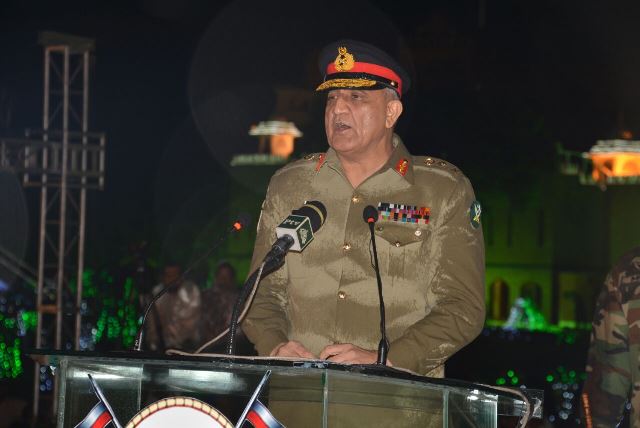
[242,135,485,376]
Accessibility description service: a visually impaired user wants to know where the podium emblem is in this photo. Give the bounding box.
[74,371,284,428]
[126,397,232,428]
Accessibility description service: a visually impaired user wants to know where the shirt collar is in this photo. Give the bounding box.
[385,134,414,185]
[319,134,414,185]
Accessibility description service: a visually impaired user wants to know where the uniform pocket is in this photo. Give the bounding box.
[374,223,431,279]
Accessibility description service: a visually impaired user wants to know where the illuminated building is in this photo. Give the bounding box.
[249,120,302,159]
[589,139,640,185]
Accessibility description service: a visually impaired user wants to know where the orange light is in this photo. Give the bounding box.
[590,152,640,182]
[270,134,295,158]
[233,222,242,231]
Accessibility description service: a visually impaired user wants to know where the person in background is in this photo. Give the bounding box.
[202,261,239,336]
[582,246,640,427]
[145,262,202,351]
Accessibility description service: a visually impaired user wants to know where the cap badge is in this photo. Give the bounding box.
[334,47,355,72]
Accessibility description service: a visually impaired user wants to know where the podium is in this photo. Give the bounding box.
[32,351,542,427]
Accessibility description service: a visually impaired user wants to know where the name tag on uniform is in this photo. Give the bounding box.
[378,202,430,224]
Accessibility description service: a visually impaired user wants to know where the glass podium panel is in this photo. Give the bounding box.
[59,360,144,426]
[324,371,497,427]
[36,352,540,428]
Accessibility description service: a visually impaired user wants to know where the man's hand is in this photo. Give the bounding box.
[320,343,391,365]
[270,341,316,359]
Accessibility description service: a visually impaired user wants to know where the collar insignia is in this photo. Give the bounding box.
[395,158,409,176]
[315,153,326,172]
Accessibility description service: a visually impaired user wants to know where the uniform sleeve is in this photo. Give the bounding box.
[388,176,485,374]
[581,272,630,427]
[241,178,290,356]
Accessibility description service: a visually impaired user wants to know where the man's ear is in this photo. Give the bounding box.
[385,100,403,129]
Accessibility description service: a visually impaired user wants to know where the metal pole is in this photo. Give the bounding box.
[99,135,105,189]
[33,45,51,423]
[75,51,89,350]
[55,46,70,351]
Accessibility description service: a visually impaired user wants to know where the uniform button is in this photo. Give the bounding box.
[338,291,347,299]
[351,195,360,203]
[394,241,401,247]
[414,230,422,237]
[343,243,352,251]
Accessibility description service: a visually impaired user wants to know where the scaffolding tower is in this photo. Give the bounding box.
[0,31,105,419]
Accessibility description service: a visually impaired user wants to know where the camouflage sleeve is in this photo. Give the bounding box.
[581,271,630,427]
[241,178,290,356]
[388,176,485,374]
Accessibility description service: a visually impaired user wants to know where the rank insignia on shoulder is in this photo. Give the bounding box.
[395,158,409,176]
[470,200,482,229]
[378,202,430,224]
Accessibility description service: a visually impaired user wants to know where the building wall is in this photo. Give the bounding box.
[609,185,640,263]
[481,177,554,321]
[483,172,640,326]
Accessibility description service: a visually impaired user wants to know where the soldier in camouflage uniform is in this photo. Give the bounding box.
[242,40,485,379]
[582,246,640,427]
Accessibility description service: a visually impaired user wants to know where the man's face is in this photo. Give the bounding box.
[215,267,235,288]
[324,89,392,157]
[162,266,181,286]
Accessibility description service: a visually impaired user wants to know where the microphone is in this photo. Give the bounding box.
[262,201,327,265]
[132,213,251,352]
[363,205,390,366]
[226,201,327,355]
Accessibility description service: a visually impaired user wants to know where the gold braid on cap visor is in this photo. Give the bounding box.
[315,78,378,91]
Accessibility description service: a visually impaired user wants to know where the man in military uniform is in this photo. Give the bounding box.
[242,40,485,378]
[582,247,640,427]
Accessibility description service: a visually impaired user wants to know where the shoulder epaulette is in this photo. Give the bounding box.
[414,155,461,175]
[273,153,323,177]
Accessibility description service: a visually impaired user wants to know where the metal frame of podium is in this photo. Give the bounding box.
[31,350,542,427]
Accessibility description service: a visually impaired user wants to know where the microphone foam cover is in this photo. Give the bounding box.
[293,200,327,232]
[363,205,378,224]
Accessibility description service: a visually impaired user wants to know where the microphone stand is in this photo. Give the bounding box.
[133,220,246,352]
[366,220,390,365]
[226,243,290,355]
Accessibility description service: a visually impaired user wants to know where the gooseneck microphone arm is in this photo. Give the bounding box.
[226,236,293,355]
[226,262,266,355]
[363,205,390,365]
[133,216,249,352]
[262,234,296,266]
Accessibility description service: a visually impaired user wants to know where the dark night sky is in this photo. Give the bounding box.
[1,0,640,269]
